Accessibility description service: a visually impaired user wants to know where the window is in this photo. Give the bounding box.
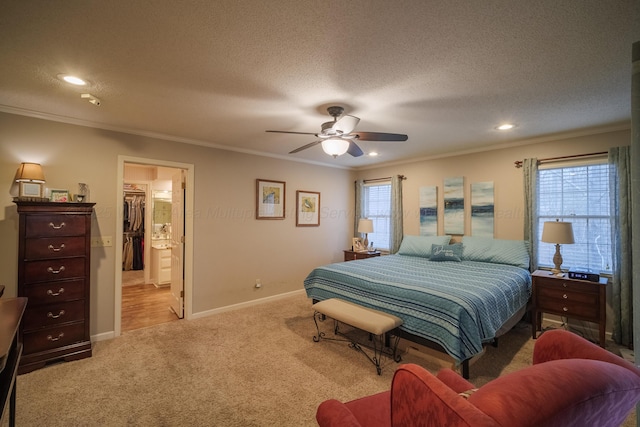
[362,181,391,250]
[537,162,612,273]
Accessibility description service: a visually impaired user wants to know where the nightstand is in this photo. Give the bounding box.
[343,250,381,262]
[531,269,607,347]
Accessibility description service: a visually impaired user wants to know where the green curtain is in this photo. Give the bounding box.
[390,175,404,253]
[354,180,364,238]
[522,158,539,271]
[609,146,633,347]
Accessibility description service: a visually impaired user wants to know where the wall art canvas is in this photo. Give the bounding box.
[419,186,438,236]
[444,177,464,235]
[471,181,494,237]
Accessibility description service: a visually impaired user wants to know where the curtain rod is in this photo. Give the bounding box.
[361,175,407,183]
[514,151,607,168]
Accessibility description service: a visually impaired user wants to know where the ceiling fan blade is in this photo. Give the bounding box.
[332,115,360,135]
[352,132,408,141]
[266,130,318,136]
[347,141,364,157]
[289,140,322,154]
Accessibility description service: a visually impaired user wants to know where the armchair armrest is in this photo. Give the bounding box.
[390,364,497,427]
[316,399,363,427]
[533,330,640,376]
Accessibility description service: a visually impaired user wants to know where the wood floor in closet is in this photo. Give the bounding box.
[122,270,178,332]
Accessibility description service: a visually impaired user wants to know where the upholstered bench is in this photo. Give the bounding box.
[312,298,403,374]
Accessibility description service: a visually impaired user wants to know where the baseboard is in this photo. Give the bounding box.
[190,289,306,320]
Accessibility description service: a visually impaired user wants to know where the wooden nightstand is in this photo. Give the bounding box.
[531,269,607,347]
[343,250,381,262]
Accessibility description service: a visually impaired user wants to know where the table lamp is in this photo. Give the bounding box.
[541,219,574,275]
[15,162,46,199]
[358,218,373,250]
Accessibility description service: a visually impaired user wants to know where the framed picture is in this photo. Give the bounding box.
[352,237,365,252]
[50,189,70,203]
[256,179,286,219]
[19,182,43,198]
[296,190,320,226]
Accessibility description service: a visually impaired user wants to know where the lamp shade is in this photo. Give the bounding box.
[358,218,374,234]
[541,220,575,244]
[321,137,350,157]
[15,162,45,183]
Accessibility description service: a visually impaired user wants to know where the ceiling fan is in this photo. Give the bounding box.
[266,106,408,157]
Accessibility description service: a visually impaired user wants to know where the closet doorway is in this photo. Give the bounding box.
[115,156,194,336]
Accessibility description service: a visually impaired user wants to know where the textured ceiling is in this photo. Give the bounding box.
[0,1,635,168]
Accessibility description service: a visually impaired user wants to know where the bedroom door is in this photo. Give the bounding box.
[169,170,185,318]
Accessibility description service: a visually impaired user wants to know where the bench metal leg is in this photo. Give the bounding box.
[312,311,402,375]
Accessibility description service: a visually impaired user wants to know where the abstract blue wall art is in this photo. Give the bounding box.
[471,181,494,237]
[444,177,464,235]
[419,186,438,236]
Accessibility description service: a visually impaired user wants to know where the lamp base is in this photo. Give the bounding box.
[552,244,564,275]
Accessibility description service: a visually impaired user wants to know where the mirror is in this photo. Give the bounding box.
[152,190,172,240]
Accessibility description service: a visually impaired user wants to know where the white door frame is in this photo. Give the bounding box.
[115,155,195,336]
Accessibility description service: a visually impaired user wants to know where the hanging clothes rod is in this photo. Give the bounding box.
[514,151,607,168]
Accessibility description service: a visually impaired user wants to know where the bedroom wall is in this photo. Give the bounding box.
[355,128,630,240]
[0,112,355,337]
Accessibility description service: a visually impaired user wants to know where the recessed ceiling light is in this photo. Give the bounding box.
[496,123,516,131]
[368,151,379,157]
[58,74,87,86]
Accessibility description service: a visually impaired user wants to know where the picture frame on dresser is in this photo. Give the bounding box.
[19,181,43,198]
[49,188,69,202]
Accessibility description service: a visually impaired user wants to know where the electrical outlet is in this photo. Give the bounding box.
[91,236,113,247]
[255,279,261,288]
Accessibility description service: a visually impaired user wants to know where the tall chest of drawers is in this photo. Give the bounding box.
[15,201,95,374]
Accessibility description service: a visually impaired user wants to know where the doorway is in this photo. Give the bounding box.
[115,156,194,336]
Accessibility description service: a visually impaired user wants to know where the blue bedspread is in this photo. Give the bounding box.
[303,254,531,363]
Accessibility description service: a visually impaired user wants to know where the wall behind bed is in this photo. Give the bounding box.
[355,127,629,241]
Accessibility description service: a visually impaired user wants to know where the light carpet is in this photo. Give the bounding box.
[12,292,636,426]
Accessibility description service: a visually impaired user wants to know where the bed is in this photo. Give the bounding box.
[303,235,532,378]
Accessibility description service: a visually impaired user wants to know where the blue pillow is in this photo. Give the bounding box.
[461,236,530,269]
[397,235,451,258]
[430,243,463,262]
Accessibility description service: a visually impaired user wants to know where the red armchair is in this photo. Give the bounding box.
[316,329,640,427]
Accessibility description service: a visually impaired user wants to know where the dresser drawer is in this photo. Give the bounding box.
[24,215,86,238]
[24,236,86,260]
[21,279,85,305]
[22,322,87,354]
[24,257,86,284]
[22,300,85,331]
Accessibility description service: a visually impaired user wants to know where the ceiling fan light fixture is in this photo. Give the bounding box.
[321,137,350,157]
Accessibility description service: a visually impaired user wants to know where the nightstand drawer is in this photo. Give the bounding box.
[536,285,599,305]
[534,276,599,294]
[536,295,599,319]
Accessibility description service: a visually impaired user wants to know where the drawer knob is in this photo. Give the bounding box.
[562,283,568,288]
[563,294,568,299]
[563,307,569,312]
[47,310,66,319]
[46,288,65,296]
[48,222,66,230]
[48,243,66,252]
[47,266,66,274]
[46,333,65,342]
